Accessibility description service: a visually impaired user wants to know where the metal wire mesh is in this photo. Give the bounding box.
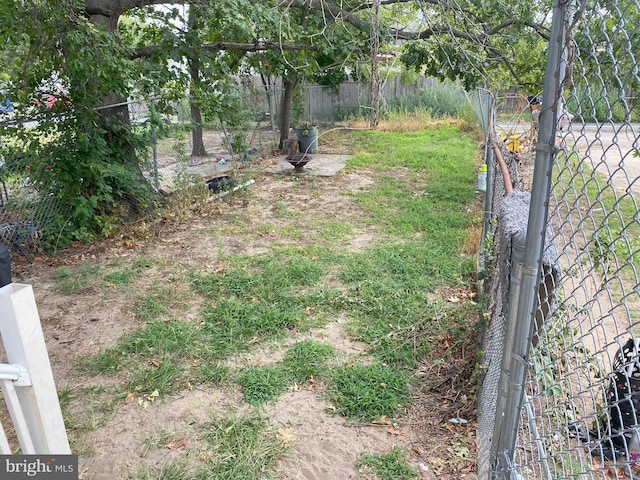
[127,97,278,194]
[0,143,66,262]
[476,148,522,478]
[477,0,640,478]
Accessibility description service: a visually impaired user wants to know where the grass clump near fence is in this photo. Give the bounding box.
[330,81,474,125]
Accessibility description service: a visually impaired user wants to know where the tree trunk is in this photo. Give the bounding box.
[369,0,382,130]
[87,8,154,216]
[188,6,208,158]
[188,56,208,157]
[279,76,299,150]
[190,101,208,157]
[88,12,130,126]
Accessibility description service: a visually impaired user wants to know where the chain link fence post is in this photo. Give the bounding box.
[484,0,576,477]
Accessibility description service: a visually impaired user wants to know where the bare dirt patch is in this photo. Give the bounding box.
[6,151,479,480]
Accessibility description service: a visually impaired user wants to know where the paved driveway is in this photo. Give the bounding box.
[496,122,640,197]
[568,123,640,197]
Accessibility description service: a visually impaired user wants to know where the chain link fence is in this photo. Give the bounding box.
[476,0,640,478]
[0,75,456,259]
[126,98,277,194]
[0,136,66,262]
[113,77,461,193]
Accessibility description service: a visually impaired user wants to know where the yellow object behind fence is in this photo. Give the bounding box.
[506,135,520,152]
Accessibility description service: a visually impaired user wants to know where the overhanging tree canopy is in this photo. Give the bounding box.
[0,0,557,248]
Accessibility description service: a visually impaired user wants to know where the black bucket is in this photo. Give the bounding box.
[206,175,235,194]
[0,243,11,287]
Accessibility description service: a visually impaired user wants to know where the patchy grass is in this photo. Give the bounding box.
[327,364,411,421]
[237,340,337,405]
[53,257,156,293]
[57,124,482,478]
[237,366,289,405]
[53,263,102,294]
[199,414,287,479]
[357,446,420,480]
[281,340,336,384]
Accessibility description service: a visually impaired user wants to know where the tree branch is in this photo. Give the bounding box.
[390,19,549,42]
[487,19,550,40]
[285,0,550,44]
[84,0,211,17]
[349,0,415,12]
[132,41,317,59]
[84,0,178,17]
[288,0,369,31]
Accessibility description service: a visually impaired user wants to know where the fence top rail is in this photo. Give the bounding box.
[0,364,31,386]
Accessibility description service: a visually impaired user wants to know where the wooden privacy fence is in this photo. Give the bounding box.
[0,283,70,454]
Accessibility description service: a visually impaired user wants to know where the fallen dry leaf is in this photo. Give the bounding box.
[166,439,187,450]
[430,457,447,473]
[372,415,391,425]
[277,427,296,447]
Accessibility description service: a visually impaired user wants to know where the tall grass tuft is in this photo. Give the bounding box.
[200,415,286,480]
[328,364,411,421]
[385,82,469,118]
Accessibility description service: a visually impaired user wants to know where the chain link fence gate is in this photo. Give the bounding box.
[476,0,640,478]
